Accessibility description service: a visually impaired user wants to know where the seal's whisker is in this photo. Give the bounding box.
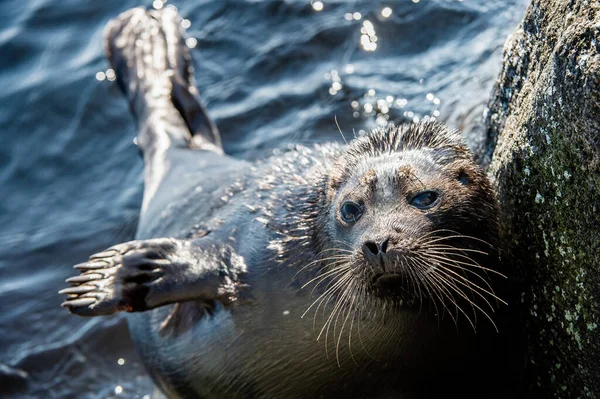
[348,284,375,365]
[421,254,505,305]
[414,255,473,325]
[312,271,355,338]
[422,245,488,262]
[336,283,361,367]
[418,231,492,248]
[329,239,356,252]
[427,261,502,313]
[405,257,431,316]
[421,253,498,298]
[307,261,355,298]
[425,268,476,330]
[327,294,352,361]
[304,255,350,269]
[308,264,353,302]
[402,255,425,306]
[321,273,354,342]
[412,257,459,326]
[356,295,378,362]
[391,254,421,309]
[304,270,354,319]
[412,229,444,242]
[431,264,495,314]
[300,257,348,273]
[335,115,348,145]
[297,263,348,290]
[332,280,352,339]
[347,301,359,367]
[321,271,358,352]
[322,279,352,357]
[334,287,354,366]
[412,228,471,246]
[422,248,505,278]
[294,253,350,278]
[312,246,353,258]
[302,262,352,290]
[298,253,350,270]
[319,246,354,254]
[421,244,489,256]
[424,258,498,332]
[423,246,489,258]
[421,251,493,284]
[422,254,497,300]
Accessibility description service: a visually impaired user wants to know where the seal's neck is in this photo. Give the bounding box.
[264,146,337,268]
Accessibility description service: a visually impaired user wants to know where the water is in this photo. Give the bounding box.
[0,0,528,397]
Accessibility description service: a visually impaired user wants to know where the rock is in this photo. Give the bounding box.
[484,0,600,397]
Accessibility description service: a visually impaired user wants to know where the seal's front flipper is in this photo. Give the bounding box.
[60,238,245,317]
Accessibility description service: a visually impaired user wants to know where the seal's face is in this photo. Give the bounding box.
[316,122,501,327]
[329,151,479,305]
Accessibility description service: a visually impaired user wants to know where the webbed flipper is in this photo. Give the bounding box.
[60,238,245,317]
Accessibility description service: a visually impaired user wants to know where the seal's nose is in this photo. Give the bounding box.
[362,237,390,259]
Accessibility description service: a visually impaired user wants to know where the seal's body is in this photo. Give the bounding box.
[128,142,480,399]
[61,7,509,398]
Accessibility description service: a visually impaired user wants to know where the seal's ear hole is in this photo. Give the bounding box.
[456,170,470,185]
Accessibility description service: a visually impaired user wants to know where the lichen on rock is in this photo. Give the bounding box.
[484,0,600,397]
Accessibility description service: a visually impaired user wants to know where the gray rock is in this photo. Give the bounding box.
[485,0,600,397]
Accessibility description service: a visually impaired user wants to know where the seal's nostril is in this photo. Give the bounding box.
[364,241,379,255]
[380,237,389,254]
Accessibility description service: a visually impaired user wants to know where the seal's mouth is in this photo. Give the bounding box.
[372,273,418,307]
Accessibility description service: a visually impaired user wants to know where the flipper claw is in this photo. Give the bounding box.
[74,260,109,270]
[61,297,96,308]
[65,274,103,284]
[59,285,96,296]
[90,250,119,260]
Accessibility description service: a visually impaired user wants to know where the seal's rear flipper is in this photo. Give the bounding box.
[60,238,245,316]
[104,7,222,154]
[159,9,222,152]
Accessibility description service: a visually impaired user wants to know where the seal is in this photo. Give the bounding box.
[60,7,510,398]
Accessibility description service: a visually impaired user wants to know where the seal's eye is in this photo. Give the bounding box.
[409,191,439,210]
[340,201,363,223]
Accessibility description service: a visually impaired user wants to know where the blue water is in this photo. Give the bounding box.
[0,0,528,397]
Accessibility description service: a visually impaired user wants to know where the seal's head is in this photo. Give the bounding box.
[271,122,501,336]
[312,122,501,326]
